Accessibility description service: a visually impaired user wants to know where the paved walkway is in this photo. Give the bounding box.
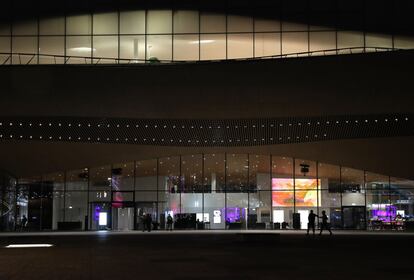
[1,229,413,280]
[1,229,412,237]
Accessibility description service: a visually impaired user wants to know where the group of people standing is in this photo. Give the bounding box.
[307,210,332,235]
[140,213,174,232]
[140,213,153,232]
[140,211,331,235]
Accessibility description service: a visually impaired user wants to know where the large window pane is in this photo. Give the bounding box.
[146,35,172,61]
[147,10,172,34]
[180,193,203,229]
[65,191,87,230]
[39,17,64,35]
[254,33,281,57]
[390,178,414,230]
[200,34,226,60]
[13,19,37,35]
[225,156,249,227]
[135,159,157,191]
[43,172,65,191]
[120,10,145,34]
[204,154,225,193]
[120,35,145,62]
[337,31,364,52]
[249,155,271,191]
[66,15,92,35]
[282,32,308,55]
[282,21,308,32]
[0,37,10,64]
[181,154,202,193]
[226,154,248,192]
[282,32,308,54]
[341,168,365,205]
[394,36,414,50]
[135,191,158,227]
[366,173,390,230]
[227,15,253,32]
[318,162,342,229]
[0,23,10,35]
[173,10,199,34]
[158,156,179,224]
[159,156,180,193]
[341,167,366,229]
[365,33,392,49]
[250,190,272,229]
[93,12,118,35]
[249,155,271,229]
[52,191,64,230]
[12,36,37,64]
[112,162,134,191]
[294,159,318,230]
[271,156,294,228]
[204,191,225,229]
[200,13,226,33]
[66,169,88,191]
[227,193,248,229]
[309,31,336,52]
[173,35,199,61]
[228,33,253,59]
[39,36,64,64]
[89,166,111,191]
[93,36,118,63]
[66,36,92,64]
[255,19,280,32]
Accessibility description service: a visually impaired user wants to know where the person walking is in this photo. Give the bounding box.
[166,214,173,231]
[306,210,317,235]
[319,210,332,235]
[20,215,28,231]
[141,213,147,232]
[146,213,152,232]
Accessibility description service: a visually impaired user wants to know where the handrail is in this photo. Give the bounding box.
[0,47,403,66]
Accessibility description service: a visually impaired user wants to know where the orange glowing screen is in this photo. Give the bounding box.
[272,178,320,207]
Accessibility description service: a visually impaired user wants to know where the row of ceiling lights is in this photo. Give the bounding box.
[0,117,409,129]
[0,134,330,142]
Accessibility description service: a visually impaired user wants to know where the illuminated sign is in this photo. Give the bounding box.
[196,213,210,223]
[272,178,320,207]
[99,212,108,226]
[213,210,221,224]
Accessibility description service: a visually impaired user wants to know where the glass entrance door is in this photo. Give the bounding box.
[90,202,112,230]
[112,207,134,230]
[343,206,366,229]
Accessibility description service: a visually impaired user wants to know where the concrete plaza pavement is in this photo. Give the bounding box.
[0,230,413,280]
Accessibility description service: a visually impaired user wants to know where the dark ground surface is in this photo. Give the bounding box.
[0,231,413,280]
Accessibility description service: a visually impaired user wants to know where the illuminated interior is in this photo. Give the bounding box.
[1,10,413,65]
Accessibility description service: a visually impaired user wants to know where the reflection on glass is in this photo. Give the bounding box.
[173,35,199,61]
[146,35,172,61]
[200,34,226,60]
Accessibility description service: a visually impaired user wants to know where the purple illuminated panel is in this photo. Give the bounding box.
[223,207,246,223]
[112,175,123,208]
[372,205,397,222]
[94,205,101,221]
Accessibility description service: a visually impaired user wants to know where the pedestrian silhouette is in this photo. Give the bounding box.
[21,215,28,231]
[141,213,147,232]
[307,210,317,235]
[146,213,152,232]
[319,210,332,235]
[166,214,173,231]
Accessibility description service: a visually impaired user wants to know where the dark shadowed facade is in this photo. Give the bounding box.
[1,0,414,232]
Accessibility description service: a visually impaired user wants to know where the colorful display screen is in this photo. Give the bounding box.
[272,178,320,207]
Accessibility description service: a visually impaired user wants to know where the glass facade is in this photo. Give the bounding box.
[3,154,413,232]
[1,9,411,65]
[0,171,17,231]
